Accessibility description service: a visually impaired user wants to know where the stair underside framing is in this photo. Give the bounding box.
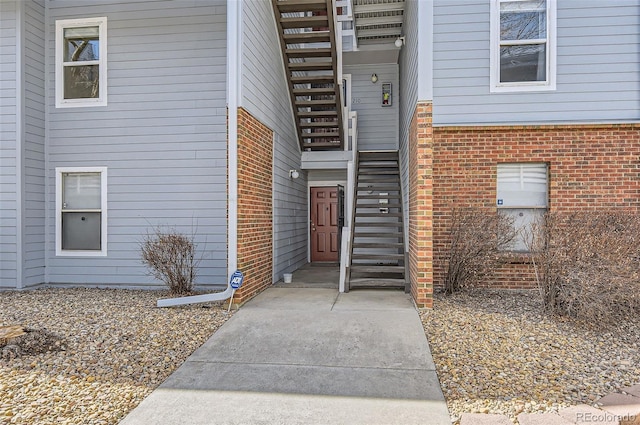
[272,0,344,151]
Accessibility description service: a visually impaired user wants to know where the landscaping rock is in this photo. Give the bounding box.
[421,290,640,425]
[0,288,231,424]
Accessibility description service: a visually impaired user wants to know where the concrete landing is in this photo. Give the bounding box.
[120,287,450,425]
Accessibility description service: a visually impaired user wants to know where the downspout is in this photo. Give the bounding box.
[158,0,241,307]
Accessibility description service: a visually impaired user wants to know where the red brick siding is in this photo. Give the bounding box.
[431,124,640,290]
[408,103,435,308]
[233,108,273,305]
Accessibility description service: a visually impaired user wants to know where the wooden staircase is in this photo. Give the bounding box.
[272,0,344,151]
[348,151,408,291]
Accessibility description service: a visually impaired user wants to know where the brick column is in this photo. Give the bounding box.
[408,102,434,308]
[232,107,273,305]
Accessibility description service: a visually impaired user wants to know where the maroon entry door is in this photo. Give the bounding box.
[310,187,339,262]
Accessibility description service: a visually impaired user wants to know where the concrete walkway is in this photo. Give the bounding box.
[120,287,450,425]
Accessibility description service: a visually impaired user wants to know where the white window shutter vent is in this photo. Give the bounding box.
[497,163,548,208]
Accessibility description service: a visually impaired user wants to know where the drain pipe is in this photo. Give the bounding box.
[157,0,241,308]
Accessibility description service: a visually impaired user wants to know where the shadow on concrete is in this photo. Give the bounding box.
[120,288,450,425]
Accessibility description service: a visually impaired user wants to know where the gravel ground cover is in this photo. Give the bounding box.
[0,288,232,424]
[421,290,640,425]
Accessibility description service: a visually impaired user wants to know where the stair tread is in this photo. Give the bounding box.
[283,32,331,44]
[293,87,336,95]
[353,222,402,227]
[275,0,329,13]
[302,141,342,148]
[300,122,339,128]
[358,170,400,175]
[349,278,406,284]
[296,99,337,106]
[358,153,399,160]
[359,162,399,165]
[298,111,338,118]
[291,75,335,84]
[302,132,340,138]
[353,243,404,248]
[356,187,401,190]
[289,62,334,71]
[354,230,403,235]
[356,212,402,217]
[279,16,328,29]
[348,281,405,290]
[356,194,401,199]
[352,253,404,258]
[286,48,333,58]
[357,177,400,183]
[356,205,403,210]
[350,265,405,272]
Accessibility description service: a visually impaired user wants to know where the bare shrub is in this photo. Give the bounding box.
[528,212,640,323]
[141,227,199,295]
[443,208,519,294]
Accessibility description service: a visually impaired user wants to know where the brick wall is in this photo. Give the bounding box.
[408,102,435,308]
[233,107,273,305]
[431,124,640,290]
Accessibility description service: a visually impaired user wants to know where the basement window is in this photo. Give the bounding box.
[496,163,548,251]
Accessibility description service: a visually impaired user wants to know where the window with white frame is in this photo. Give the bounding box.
[56,167,107,256]
[55,17,107,107]
[497,163,548,251]
[490,0,556,92]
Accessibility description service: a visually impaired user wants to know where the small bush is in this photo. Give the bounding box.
[528,212,640,323]
[141,227,199,295]
[442,208,519,294]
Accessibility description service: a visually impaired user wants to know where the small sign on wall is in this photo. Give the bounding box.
[381,82,392,107]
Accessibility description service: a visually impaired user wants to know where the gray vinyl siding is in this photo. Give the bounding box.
[46,1,228,288]
[345,63,399,150]
[0,0,18,289]
[433,0,640,125]
[398,0,420,243]
[241,0,307,281]
[22,0,46,287]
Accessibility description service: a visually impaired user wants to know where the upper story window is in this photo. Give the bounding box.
[55,17,107,108]
[490,0,556,92]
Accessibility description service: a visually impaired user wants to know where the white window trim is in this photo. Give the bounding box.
[55,17,108,108]
[490,0,556,93]
[56,167,108,257]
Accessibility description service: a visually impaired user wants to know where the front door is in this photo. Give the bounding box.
[310,187,339,262]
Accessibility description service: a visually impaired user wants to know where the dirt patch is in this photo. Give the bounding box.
[1,327,65,361]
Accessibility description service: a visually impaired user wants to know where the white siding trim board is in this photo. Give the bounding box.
[16,0,24,288]
[227,0,241,281]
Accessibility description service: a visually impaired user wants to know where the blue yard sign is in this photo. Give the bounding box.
[230,270,244,289]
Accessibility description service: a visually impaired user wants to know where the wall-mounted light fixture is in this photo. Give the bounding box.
[394,36,405,48]
[289,169,300,179]
[371,73,378,84]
